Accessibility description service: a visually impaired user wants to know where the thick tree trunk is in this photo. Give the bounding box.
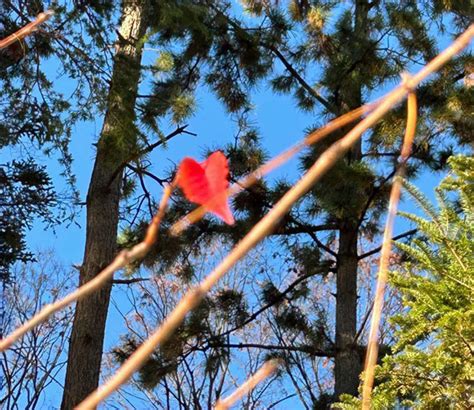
[61,2,148,408]
[334,0,369,400]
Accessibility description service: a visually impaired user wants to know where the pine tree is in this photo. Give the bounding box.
[227,1,472,401]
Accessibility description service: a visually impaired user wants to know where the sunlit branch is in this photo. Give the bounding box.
[361,89,418,408]
[0,11,53,50]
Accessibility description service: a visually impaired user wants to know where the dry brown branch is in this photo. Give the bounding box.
[0,10,53,50]
[361,89,418,408]
[214,360,281,410]
[77,25,473,408]
[0,183,174,353]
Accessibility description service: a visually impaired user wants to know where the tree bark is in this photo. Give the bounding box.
[334,0,369,400]
[61,2,148,408]
[335,224,361,398]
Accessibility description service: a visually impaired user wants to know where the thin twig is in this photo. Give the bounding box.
[0,11,54,50]
[361,89,418,409]
[358,229,417,260]
[214,360,281,410]
[0,183,174,353]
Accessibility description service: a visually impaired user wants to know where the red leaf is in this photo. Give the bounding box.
[177,151,235,225]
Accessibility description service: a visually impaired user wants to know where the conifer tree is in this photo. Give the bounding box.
[226,1,472,401]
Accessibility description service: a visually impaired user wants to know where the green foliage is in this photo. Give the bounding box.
[338,156,474,408]
[112,287,248,389]
[0,1,118,278]
[0,159,57,281]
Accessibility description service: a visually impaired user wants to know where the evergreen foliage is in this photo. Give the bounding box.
[0,1,117,276]
[0,159,56,281]
[338,155,473,409]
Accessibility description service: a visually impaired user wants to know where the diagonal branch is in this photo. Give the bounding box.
[267,45,336,114]
[0,10,53,50]
[358,229,417,260]
[215,266,336,341]
[107,125,196,187]
[215,360,281,410]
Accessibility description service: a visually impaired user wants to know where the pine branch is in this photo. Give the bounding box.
[112,277,150,285]
[204,342,332,356]
[266,45,336,114]
[215,267,336,341]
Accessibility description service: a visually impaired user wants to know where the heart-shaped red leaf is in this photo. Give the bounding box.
[177,151,234,225]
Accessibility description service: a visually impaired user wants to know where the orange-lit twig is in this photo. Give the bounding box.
[0,183,174,353]
[361,89,418,408]
[78,26,473,409]
[215,360,281,410]
[0,10,54,50]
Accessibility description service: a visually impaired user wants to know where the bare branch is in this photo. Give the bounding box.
[358,229,417,260]
[215,360,281,410]
[267,45,336,114]
[107,125,196,187]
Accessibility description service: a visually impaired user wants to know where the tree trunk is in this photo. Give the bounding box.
[334,0,369,400]
[61,2,148,408]
[335,225,361,398]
